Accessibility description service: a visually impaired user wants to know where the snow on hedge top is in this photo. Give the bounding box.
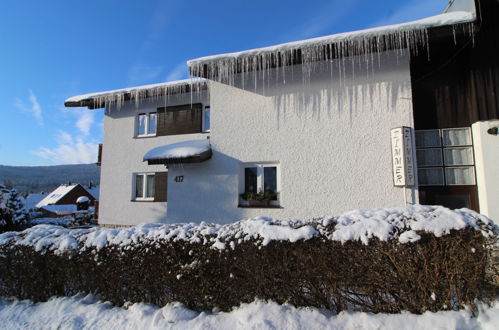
[188,11,475,67]
[143,139,211,161]
[0,206,495,255]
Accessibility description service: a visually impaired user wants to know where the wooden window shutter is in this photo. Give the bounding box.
[157,103,202,136]
[154,172,168,202]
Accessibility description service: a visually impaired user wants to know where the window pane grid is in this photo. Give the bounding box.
[416,128,475,187]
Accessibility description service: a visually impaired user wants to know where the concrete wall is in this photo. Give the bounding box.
[472,120,499,223]
[98,91,209,226]
[166,51,416,224]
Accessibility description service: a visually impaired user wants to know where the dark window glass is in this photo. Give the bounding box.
[135,175,144,198]
[264,167,277,192]
[244,167,257,193]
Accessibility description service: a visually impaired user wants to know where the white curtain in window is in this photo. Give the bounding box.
[442,128,471,146]
[146,174,155,198]
[148,113,157,135]
[443,147,474,166]
[445,167,475,185]
[138,114,146,135]
[135,175,144,198]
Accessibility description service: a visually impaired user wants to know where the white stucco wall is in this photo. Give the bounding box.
[98,92,209,226]
[166,51,416,224]
[472,120,499,223]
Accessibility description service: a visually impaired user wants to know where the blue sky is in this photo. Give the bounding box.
[0,0,450,166]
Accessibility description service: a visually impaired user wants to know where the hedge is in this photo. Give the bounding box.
[0,206,497,313]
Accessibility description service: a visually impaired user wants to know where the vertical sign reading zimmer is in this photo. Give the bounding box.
[390,127,415,187]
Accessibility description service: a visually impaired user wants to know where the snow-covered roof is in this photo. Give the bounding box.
[65,78,208,109]
[188,11,475,80]
[40,204,78,216]
[36,184,79,208]
[143,139,212,165]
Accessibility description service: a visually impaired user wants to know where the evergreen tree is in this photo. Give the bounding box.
[6,189,27,223]
[0,188,28,231]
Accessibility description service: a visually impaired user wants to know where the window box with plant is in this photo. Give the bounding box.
[240,190,279,207]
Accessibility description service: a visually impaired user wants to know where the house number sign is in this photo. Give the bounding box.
[390,127,415,187]
[174,176,184,183]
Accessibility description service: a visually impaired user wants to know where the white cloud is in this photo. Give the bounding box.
[368,0,448,28]
[14,89,43,125]
[165,63,187,82]
[33,130,98,165]
[76,111,94,136]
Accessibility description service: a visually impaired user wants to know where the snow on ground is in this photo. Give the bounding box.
[0,295,497,330]
[0,205,495,255]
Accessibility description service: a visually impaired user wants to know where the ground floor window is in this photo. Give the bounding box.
[134,173,155,200]
[133,172,168,202]
[416,127,478,211]
[415,127,476,186]
[240,163,280,207]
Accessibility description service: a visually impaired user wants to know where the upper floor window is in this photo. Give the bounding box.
[416,128,475,186]
[137,112,157,137]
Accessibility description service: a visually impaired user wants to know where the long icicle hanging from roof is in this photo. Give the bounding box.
[187,13,476,87]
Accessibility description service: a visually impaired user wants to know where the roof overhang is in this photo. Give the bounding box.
[65,78,208,110]
[188,12,476,81]
[143,140,212,165]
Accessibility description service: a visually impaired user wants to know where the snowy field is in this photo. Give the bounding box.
[0,295,497,330]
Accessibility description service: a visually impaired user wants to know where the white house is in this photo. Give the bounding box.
[65,0,498,226]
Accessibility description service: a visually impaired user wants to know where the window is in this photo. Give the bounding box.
[134,173,155,200]
[136,112,157,137]
[415,128,475,186]
[240,163,280,206]
[203,106,211,132]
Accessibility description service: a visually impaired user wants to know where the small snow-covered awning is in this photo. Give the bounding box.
[143,140,212,165]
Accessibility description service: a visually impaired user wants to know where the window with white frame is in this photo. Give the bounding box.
[240,163,280,205]
[134,173,155,200]
[415,128,476,186]
[136,112,157,137]
[203,106,211,132]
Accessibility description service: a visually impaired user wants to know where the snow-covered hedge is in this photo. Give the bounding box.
[0,206,496,314]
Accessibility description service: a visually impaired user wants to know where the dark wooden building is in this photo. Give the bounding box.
[411,0,499,212]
